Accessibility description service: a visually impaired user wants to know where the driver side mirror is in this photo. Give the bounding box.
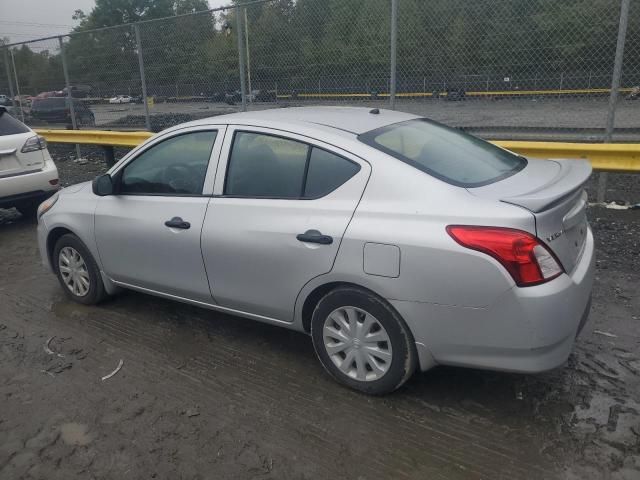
[92,173,114,196]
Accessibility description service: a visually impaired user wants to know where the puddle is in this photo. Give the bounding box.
[60,422,93,446]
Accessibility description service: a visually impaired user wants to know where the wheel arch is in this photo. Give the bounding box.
[46,226,75,271]
[299,280,407,336]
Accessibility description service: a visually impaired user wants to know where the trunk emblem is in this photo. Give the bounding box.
[546,231,563,242]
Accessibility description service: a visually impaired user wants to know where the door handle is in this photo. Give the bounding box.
[296,229,333,245]
[164,217,191,229]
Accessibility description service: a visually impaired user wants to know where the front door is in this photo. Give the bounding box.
[201,126,370,321]
[95,127,224,302]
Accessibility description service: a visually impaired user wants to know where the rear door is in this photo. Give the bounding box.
[0,111,45,181]
[201,126,370,321]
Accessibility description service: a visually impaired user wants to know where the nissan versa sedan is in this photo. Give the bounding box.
[37,107,594,394]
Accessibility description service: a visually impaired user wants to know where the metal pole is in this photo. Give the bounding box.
[58,36,81,159]
[599,0,630,203]
[134,24,152,132]
[244,7,252,103]
[236,6,247,111]
[3,48,17,111]
[9,50,24,122]
[389,0,398,110]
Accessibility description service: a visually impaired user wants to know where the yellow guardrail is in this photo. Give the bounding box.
[35,129,153,148]
[494,141,640,172]
[277,87,634,99]
[34,129,640,172]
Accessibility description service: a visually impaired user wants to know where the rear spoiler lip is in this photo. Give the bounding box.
[499,158,592,213]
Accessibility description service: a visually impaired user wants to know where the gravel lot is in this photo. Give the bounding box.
[0,152,639,479]
[25,98,640,140]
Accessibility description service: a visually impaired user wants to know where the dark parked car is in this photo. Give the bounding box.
[445,88,466,101]
[254,89,277,102]
[30,97,95,127]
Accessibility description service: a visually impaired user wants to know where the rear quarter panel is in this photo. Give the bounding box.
[296,149,538,325]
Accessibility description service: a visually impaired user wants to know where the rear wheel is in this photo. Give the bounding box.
[311,286,416,395]
[53,234,107,305]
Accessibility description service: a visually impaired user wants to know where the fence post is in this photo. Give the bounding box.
[58,36,82,160]
[389,0,398,110]
[134,24,152,132]
[9,50,25,122]
[599,0,630,204]
[3,48,17,111]
[236,6,247,112]
[244,7,253,103]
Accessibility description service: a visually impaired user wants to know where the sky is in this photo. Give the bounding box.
[0,0,229,45]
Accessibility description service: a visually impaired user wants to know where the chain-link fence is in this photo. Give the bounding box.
[1,0,638,142]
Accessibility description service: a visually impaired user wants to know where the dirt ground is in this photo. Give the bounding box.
[0,155,639,480]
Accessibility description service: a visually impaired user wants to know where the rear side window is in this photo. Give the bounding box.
[304,148,360,198]
[359,119,526,187]
[224,131,360,199]
[0,110,30,136]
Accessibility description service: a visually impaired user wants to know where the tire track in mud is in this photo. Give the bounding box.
[1,287,557,480]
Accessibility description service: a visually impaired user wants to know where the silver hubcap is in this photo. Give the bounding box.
[323,306,392,382]
[58,246,90,297]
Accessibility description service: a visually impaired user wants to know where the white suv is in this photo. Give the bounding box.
[0,107,59,217]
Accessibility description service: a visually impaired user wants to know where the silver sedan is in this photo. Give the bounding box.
[37,107,594,394]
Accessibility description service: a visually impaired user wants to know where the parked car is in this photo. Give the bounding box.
[0,106,59,217]
[444,88,466,101]
[109,95,133,104]
[30,97,95,127]
[63,85,93,99]
[253,89,277,102]
[224,90,242,105]
[37,107,594,395]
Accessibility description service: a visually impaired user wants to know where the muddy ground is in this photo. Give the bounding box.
[0,154,639,480]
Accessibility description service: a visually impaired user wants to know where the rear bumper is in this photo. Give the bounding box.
[392,227,595,373]
[0,153,59,207]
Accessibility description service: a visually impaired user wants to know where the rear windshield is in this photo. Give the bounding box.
[358,119,527,187]
[32,98,67,110]
[0,109,30,136]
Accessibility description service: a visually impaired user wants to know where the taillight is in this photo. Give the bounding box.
[21,135,48,153]
[446,225,563,287]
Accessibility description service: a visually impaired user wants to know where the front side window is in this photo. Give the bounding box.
[119,131,217,195]
[224,131,360,199]
[359,119,526,187]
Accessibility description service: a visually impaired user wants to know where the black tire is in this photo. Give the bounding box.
[311,286,417,395]
[16,202,39,219]
[53,233,108,305]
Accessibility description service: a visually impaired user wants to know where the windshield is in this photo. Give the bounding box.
[358,119,526,187]
[32,98,67,110]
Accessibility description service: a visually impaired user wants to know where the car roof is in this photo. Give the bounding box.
[183,106,420,135]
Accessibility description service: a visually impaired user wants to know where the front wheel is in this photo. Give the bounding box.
[53,234,107,305]
[311,286,417,395]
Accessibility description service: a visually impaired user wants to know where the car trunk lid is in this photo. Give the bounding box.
[468,158,592,273]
